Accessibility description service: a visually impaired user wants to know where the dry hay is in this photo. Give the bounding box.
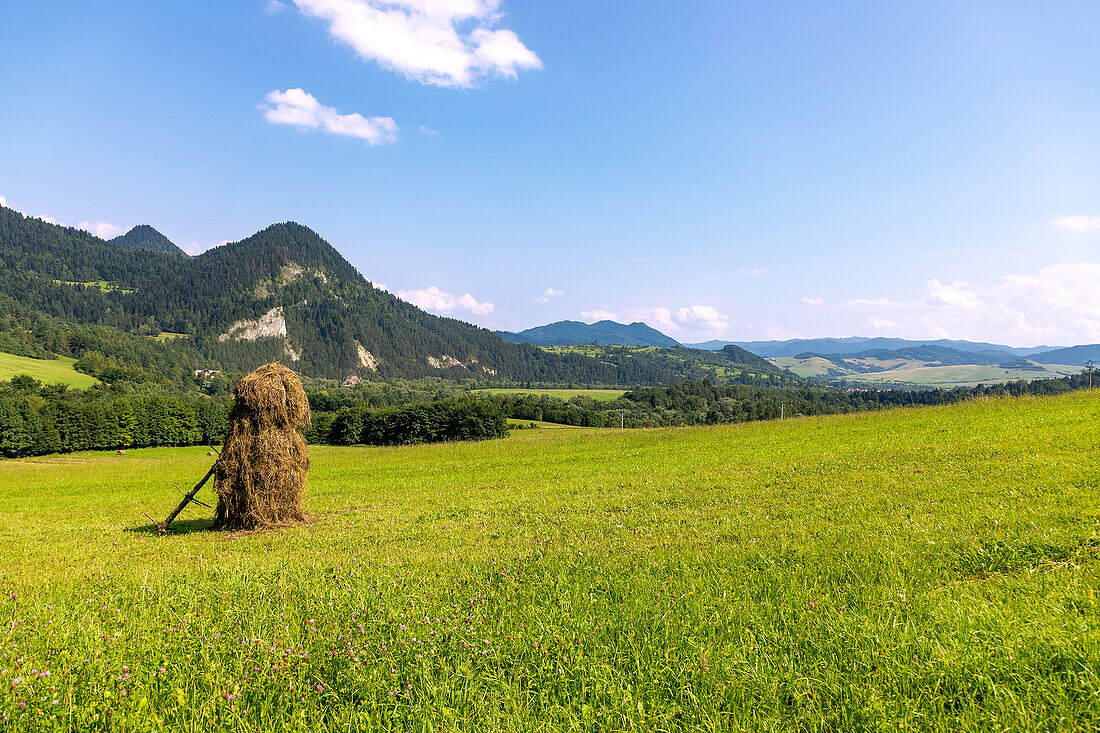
[213,363,311,530]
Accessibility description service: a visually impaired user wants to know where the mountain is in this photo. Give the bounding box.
[499,320,679,347]
[0,207,777,386]
[109,225,187,256]
[692,337,1050,358]
[799,345,1017,368]
[1029,344,1100,366]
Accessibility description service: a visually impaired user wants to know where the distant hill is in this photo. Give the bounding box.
[109,225,187,256]
[691,337,1051,358]
[499,320,679,347]
[800,345,1017,368]
[1029,344,1100,366]
[772,341,1084,388]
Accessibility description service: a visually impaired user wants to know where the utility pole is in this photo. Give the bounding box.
[780,402,785,420]
[1087,360,1095,389]
[620,410,625,430]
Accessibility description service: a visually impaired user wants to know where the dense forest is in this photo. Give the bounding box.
[0,207,785,385]
[0,376,505,457]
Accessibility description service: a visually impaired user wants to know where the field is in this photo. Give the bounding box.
[772,356,1081,387]
[151,332,189,342]
[52,280,133,294]
[1,392,1099,730]
[0,351,99,388]
[506,418,585,429]
[852,363,1081,387]
[480,388,627,401]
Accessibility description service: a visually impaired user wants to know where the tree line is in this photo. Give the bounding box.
[486,374,1094,428]
[0,377,506,458]
[2,369,1091,459]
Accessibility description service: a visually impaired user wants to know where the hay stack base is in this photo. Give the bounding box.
[213,363,310,531]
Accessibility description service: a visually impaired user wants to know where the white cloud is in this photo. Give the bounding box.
[579,308,620,322]
[419,125,439,136]
[676,305,730,333]
[801,296,823,306]
[185,239,231,256]
[35,214,61,225]
[0,195,7,208]
[1054,215,1100,233]
[580,303,731,340]
[534,287,564,303]
[396,285,494,315]
[806,262,1100,345]
[78,220,126,239]
[260,88,399,145]
[736,268,767,277]
[291,0,542,88]
[265,0,288,13]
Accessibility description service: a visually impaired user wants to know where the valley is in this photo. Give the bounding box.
[772,355,1083,387]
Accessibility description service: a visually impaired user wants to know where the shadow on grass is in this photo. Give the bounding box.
[129,518,217,536]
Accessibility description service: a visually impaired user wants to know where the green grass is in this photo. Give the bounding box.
[0,351,99,388]
[151,332,189,342]
[773,356,1081,387]
[479,387,627,401]
[506,418,587,429]
[852,362,1080,387]
[1,392,1099,730]
[771,355,850,378]
[52,279,133,294]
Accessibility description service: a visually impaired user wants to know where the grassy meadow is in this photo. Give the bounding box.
[479,387,628,401]
[151,332,189,342]
[0,352,99,389]
[506,418,584,429]
[1,392,1099,730]
[772,355,1081,387]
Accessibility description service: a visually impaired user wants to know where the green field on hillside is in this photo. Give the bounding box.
[853,362,1081,387]
[1,393,1098,730]
[0,351,99,388]
[52,279,134,294]
[773,356,1081,387]
[480,387,627,401]
[506,418,586,429]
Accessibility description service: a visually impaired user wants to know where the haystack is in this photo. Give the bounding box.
[213,363,311,530]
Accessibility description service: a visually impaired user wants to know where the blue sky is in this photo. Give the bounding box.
[1,1,1098,346]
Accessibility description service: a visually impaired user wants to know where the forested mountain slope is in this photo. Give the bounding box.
[0,207,780,385]
[110,225,187,256]
[499,320,679,347]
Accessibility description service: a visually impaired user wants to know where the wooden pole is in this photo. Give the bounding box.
[156,464,217,534]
